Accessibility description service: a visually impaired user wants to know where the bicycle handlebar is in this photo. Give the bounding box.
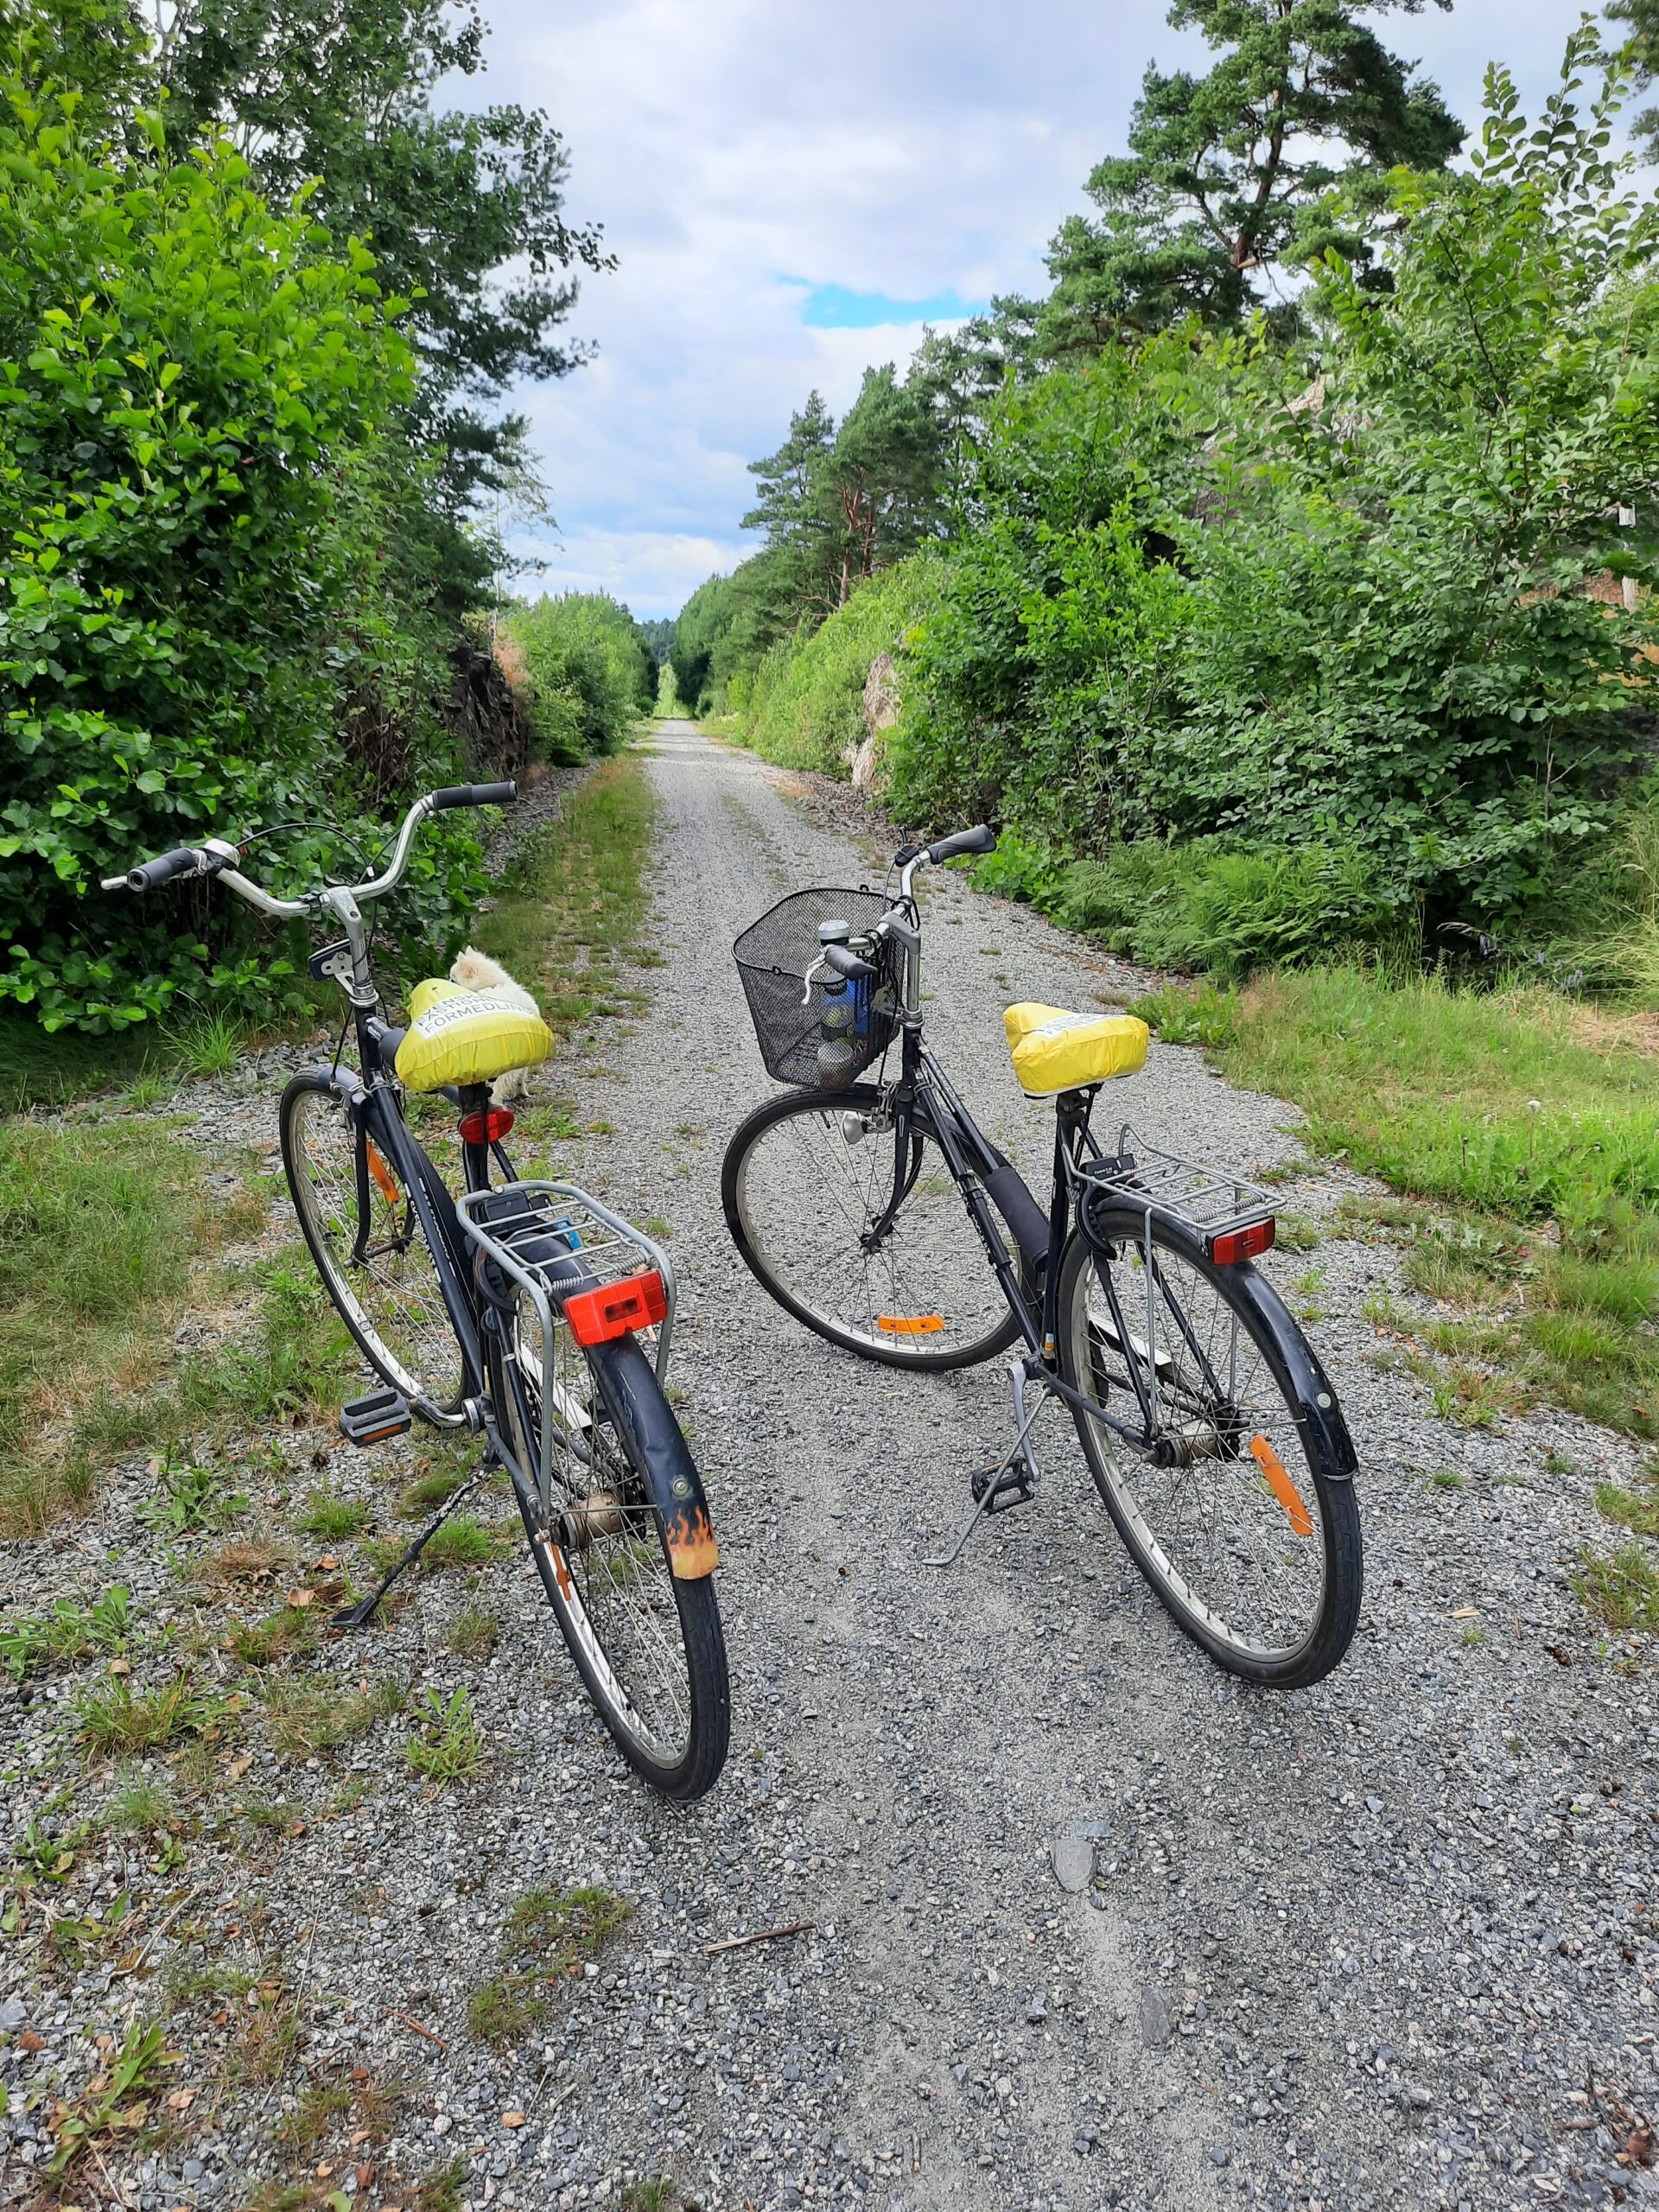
[892,822,997,906]
[101,781,518,912]
[823,942,879,982]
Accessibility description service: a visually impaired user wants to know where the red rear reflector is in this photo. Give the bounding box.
[562,1269,668,1346]
[458,1107,516,1145]
[1209,1218,1274,1265]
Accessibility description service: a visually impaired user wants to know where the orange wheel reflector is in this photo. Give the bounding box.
[1251,1434,1313,1536]
[876,1313,945,1336]
[365,1144,401,1207]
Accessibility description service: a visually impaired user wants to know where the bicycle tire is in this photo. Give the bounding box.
[487,1317,729,1801]
[1057,1212,1362,1688]
[721,1085,1021,1372]
[279,1071,464,1411]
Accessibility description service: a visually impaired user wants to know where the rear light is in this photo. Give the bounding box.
[1208,1217,1274,1265]
[562,1269,668,1346]
[458,1107,516,1145]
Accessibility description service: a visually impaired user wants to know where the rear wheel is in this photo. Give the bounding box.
[1057,1215,1362,1688]
[280,1072,464,1410]
[721,1086,1020,1371]
[486,1299,728,1800]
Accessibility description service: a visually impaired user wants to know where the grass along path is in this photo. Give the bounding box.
[1131,965,1659,1624]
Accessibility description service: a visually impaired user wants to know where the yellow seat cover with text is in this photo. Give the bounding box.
[1004,1002,1148,1096]
[394,977,551,1093]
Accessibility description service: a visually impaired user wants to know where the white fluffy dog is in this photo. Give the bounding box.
[448,944,542,1103]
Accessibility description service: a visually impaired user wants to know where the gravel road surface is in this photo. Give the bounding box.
[3,721,1656,2212]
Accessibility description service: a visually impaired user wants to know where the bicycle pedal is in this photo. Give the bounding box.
[339,1388,412,1447]
[969,1461,1035,1513]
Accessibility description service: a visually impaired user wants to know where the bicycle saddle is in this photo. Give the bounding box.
[394,977,551,1093]
[1003,1002,1148,1096]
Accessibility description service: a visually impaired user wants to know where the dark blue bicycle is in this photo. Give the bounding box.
[106,785,729,1799]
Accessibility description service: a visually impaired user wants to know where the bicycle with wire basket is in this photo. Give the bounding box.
[721,825,1362,1688]
[104,785,729,1798]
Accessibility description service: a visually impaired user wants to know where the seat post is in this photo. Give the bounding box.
[458,1083,493,1194]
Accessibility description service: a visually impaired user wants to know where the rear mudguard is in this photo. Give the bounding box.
[590,1333,719,1578]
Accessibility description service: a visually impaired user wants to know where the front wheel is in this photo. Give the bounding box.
[486,1306,729,1800]
[721,1085,1021,1371]
[1057,1215,1362,1688]
[280,1071,464,1410]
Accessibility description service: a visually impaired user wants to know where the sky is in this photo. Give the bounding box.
[466,0,1601,620]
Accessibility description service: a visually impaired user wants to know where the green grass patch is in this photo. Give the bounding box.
[474,754,658,1066]
[405,1685,480,1785]
[0,1117,265,1535]
[448,1604,499,1661]
[264,1673,406,1758]
[295,1492,369,1541]
[1573,1545,1659,1633]
[467,1882,631,2046]
[75,1675,234,1760]
[1138,969,1659,1437]
[1596,1482,1659,1539]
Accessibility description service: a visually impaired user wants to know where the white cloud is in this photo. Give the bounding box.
[469,0,1598,617]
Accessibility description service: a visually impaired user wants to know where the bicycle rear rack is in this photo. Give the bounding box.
[1077,1125,1279,1249]
[454,1181,677,1510]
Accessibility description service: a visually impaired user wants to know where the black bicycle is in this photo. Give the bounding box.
[105,786,729,1797]
[721,827,1362,1688]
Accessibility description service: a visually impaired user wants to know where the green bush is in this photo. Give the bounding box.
[891,40,1659,933]
[1055,840,1397,977]
[0,78,480,1033]
[741,557,942,776]
[507,592,653,764]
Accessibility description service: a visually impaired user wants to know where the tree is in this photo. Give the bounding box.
[1039,0,1464,352]
[1607,0,1659,154]
[146,0,609,582]
[741,365,949,620]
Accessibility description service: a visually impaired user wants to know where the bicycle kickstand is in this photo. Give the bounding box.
[328,1455,497,1630]
[925,1357,1050,1570]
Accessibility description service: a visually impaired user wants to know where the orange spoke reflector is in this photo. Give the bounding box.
[365,1144,401,1207]
[876,1314,945,1336]
[1251,1434,1313,1537]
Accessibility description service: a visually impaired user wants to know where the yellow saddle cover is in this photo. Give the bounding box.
[394,977,551,1093]
[1004,1002,1148,1096]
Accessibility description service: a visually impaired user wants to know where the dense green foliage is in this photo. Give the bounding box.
[148,0,608,605]
[890,34,1659,938]
[0,0,607,1033]
[739,559,943,774]
[506,594,655,763]
[0,77,486,1031]
[1039,0,1462,349]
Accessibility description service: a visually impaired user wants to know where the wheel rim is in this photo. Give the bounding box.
[287,1086,462,1408]
[1066,1242,1329,1662]
[502,1296,694,1766]
[733,1102,1013,1362]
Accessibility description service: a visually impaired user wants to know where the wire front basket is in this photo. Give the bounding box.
[734,886,899,1089]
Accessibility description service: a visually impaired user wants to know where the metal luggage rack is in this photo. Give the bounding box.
[1079,1124,1278,1242]
[455,1182,678,1506]
[455,1180,677,1374]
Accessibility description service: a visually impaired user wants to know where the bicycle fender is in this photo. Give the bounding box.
[1236,1262,1359,1481]
[591,1337,719,1579]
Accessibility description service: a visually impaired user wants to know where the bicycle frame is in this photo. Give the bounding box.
[327,1010,501,1422]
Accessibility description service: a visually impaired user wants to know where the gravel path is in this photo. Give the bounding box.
[4,722,1656,2212]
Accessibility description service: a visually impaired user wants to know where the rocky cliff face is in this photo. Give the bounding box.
[850,651,901,791]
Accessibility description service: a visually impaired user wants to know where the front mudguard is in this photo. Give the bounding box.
[590,1334,719,1579]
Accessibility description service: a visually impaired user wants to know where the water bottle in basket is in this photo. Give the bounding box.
[816,919,857,1086]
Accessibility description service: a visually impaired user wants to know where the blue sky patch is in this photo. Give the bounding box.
[789,281,988,329]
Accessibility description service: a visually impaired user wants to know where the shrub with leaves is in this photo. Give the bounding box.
[0,77,482,1031]
[892,29,1659,932]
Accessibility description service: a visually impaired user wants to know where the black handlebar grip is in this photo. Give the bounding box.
[823,942,878,982]
[925,823,998,865]
[431,781,518,810]
[126,847,204,893]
